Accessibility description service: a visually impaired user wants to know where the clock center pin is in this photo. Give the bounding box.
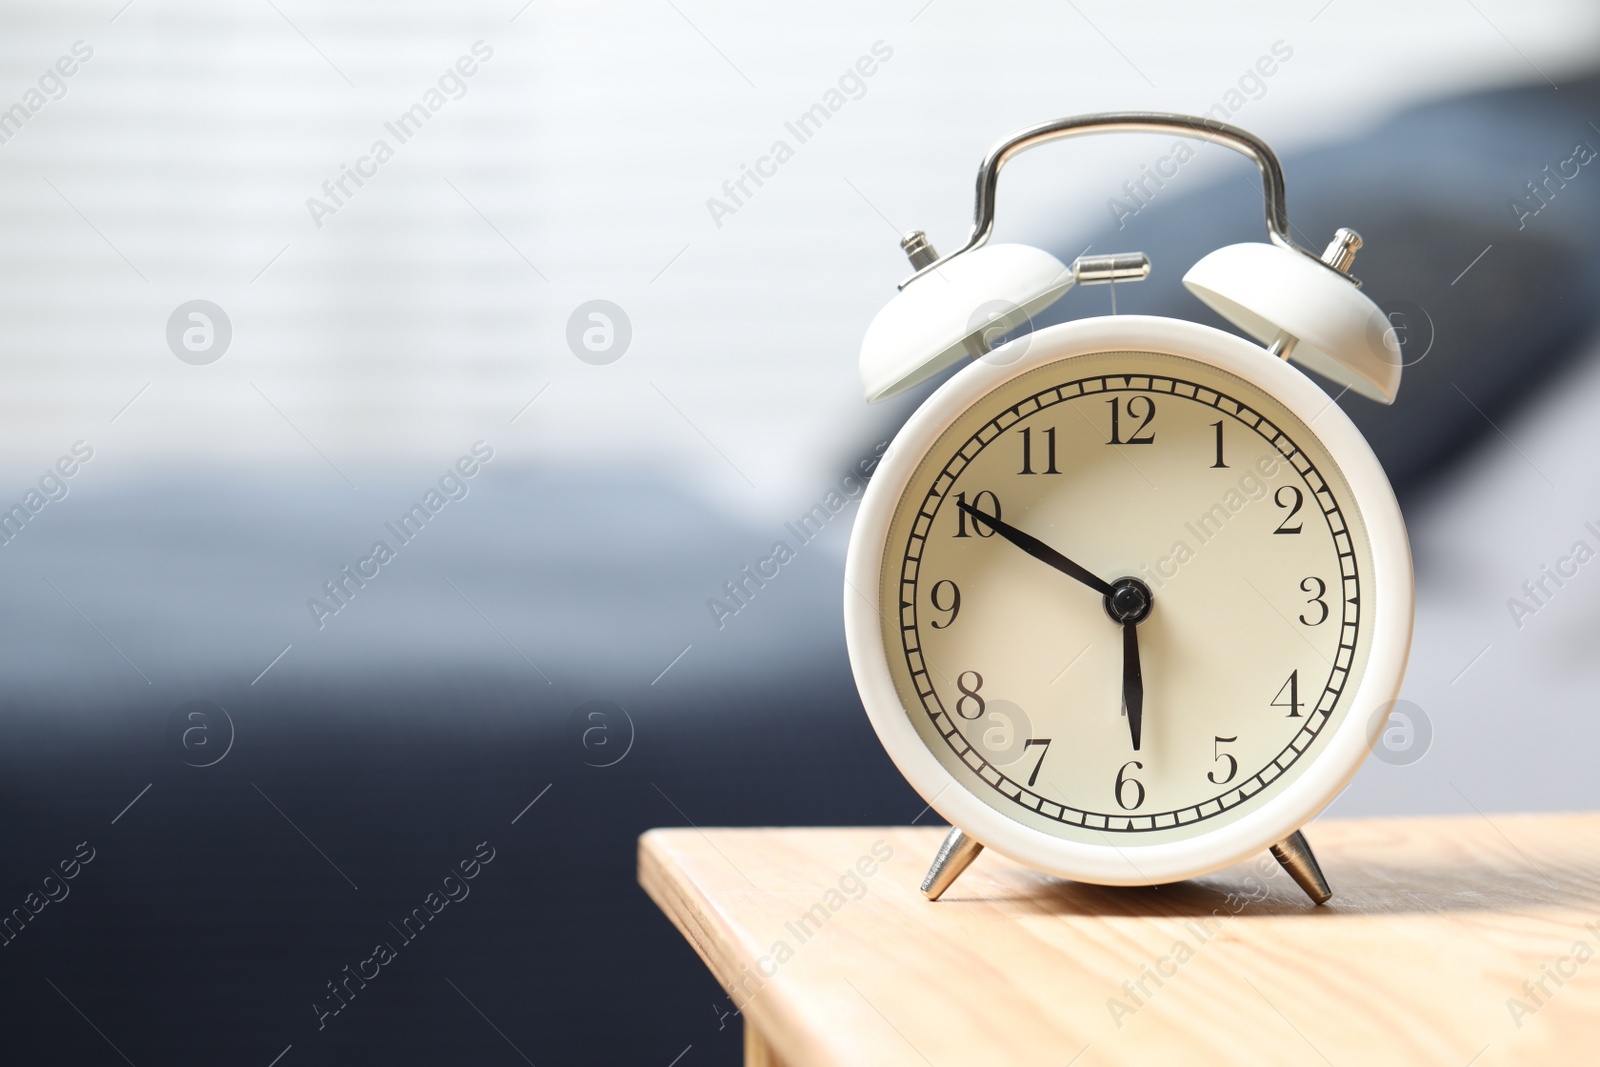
[1104,577,1153,625]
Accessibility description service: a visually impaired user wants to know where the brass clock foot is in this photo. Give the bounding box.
[1271,829,1332,905]
[921,826,984,901]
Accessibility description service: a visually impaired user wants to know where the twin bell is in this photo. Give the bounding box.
[859,112,1402,407]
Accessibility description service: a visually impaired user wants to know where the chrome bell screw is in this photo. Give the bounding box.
[900,230,939,270]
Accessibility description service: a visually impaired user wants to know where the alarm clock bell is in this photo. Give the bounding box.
[859,112,1401,408]
[856,112,1409,906]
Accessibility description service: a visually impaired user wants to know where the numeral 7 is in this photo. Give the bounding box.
[1023,738,1052,787]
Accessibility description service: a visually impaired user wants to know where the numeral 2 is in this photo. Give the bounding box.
[1274,485,1304,534]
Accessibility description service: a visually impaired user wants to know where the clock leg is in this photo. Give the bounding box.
[921,826,984,901]
[1271,829,1333,905]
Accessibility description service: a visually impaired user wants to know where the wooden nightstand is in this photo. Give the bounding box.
[640,815,1600,1066]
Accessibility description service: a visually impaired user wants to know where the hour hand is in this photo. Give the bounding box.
[956,501,1113,597]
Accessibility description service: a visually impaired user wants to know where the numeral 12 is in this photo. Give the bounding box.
[1106,396,1156,445]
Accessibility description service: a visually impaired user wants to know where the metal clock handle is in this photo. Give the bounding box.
[899,110,1331,290]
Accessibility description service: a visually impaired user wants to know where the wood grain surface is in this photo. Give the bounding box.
[638,816,1600,1066]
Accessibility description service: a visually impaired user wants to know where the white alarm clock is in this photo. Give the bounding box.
[843,113,1413,904]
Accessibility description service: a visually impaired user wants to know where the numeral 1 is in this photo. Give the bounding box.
[1018,426,1059,475]
[1210,420,1228,468]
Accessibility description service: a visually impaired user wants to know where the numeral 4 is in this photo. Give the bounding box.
[1272,670,1303,717]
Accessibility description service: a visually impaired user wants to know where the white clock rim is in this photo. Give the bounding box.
[844,314,1414,886]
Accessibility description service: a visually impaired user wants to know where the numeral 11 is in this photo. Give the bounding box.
[1019,426,1059,475]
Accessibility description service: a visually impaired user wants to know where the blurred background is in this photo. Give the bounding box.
[0,0,1597,1063]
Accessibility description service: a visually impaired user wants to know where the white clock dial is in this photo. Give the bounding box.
[877,348,1374,848]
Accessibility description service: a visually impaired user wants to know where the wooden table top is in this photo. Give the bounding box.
[639,815,1600,1066]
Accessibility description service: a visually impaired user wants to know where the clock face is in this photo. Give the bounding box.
[877,349,1375,848]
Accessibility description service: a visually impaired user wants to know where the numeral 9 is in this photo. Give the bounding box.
[928,580,961,628]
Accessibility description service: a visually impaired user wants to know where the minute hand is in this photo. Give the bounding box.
[956,501,1113,598]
